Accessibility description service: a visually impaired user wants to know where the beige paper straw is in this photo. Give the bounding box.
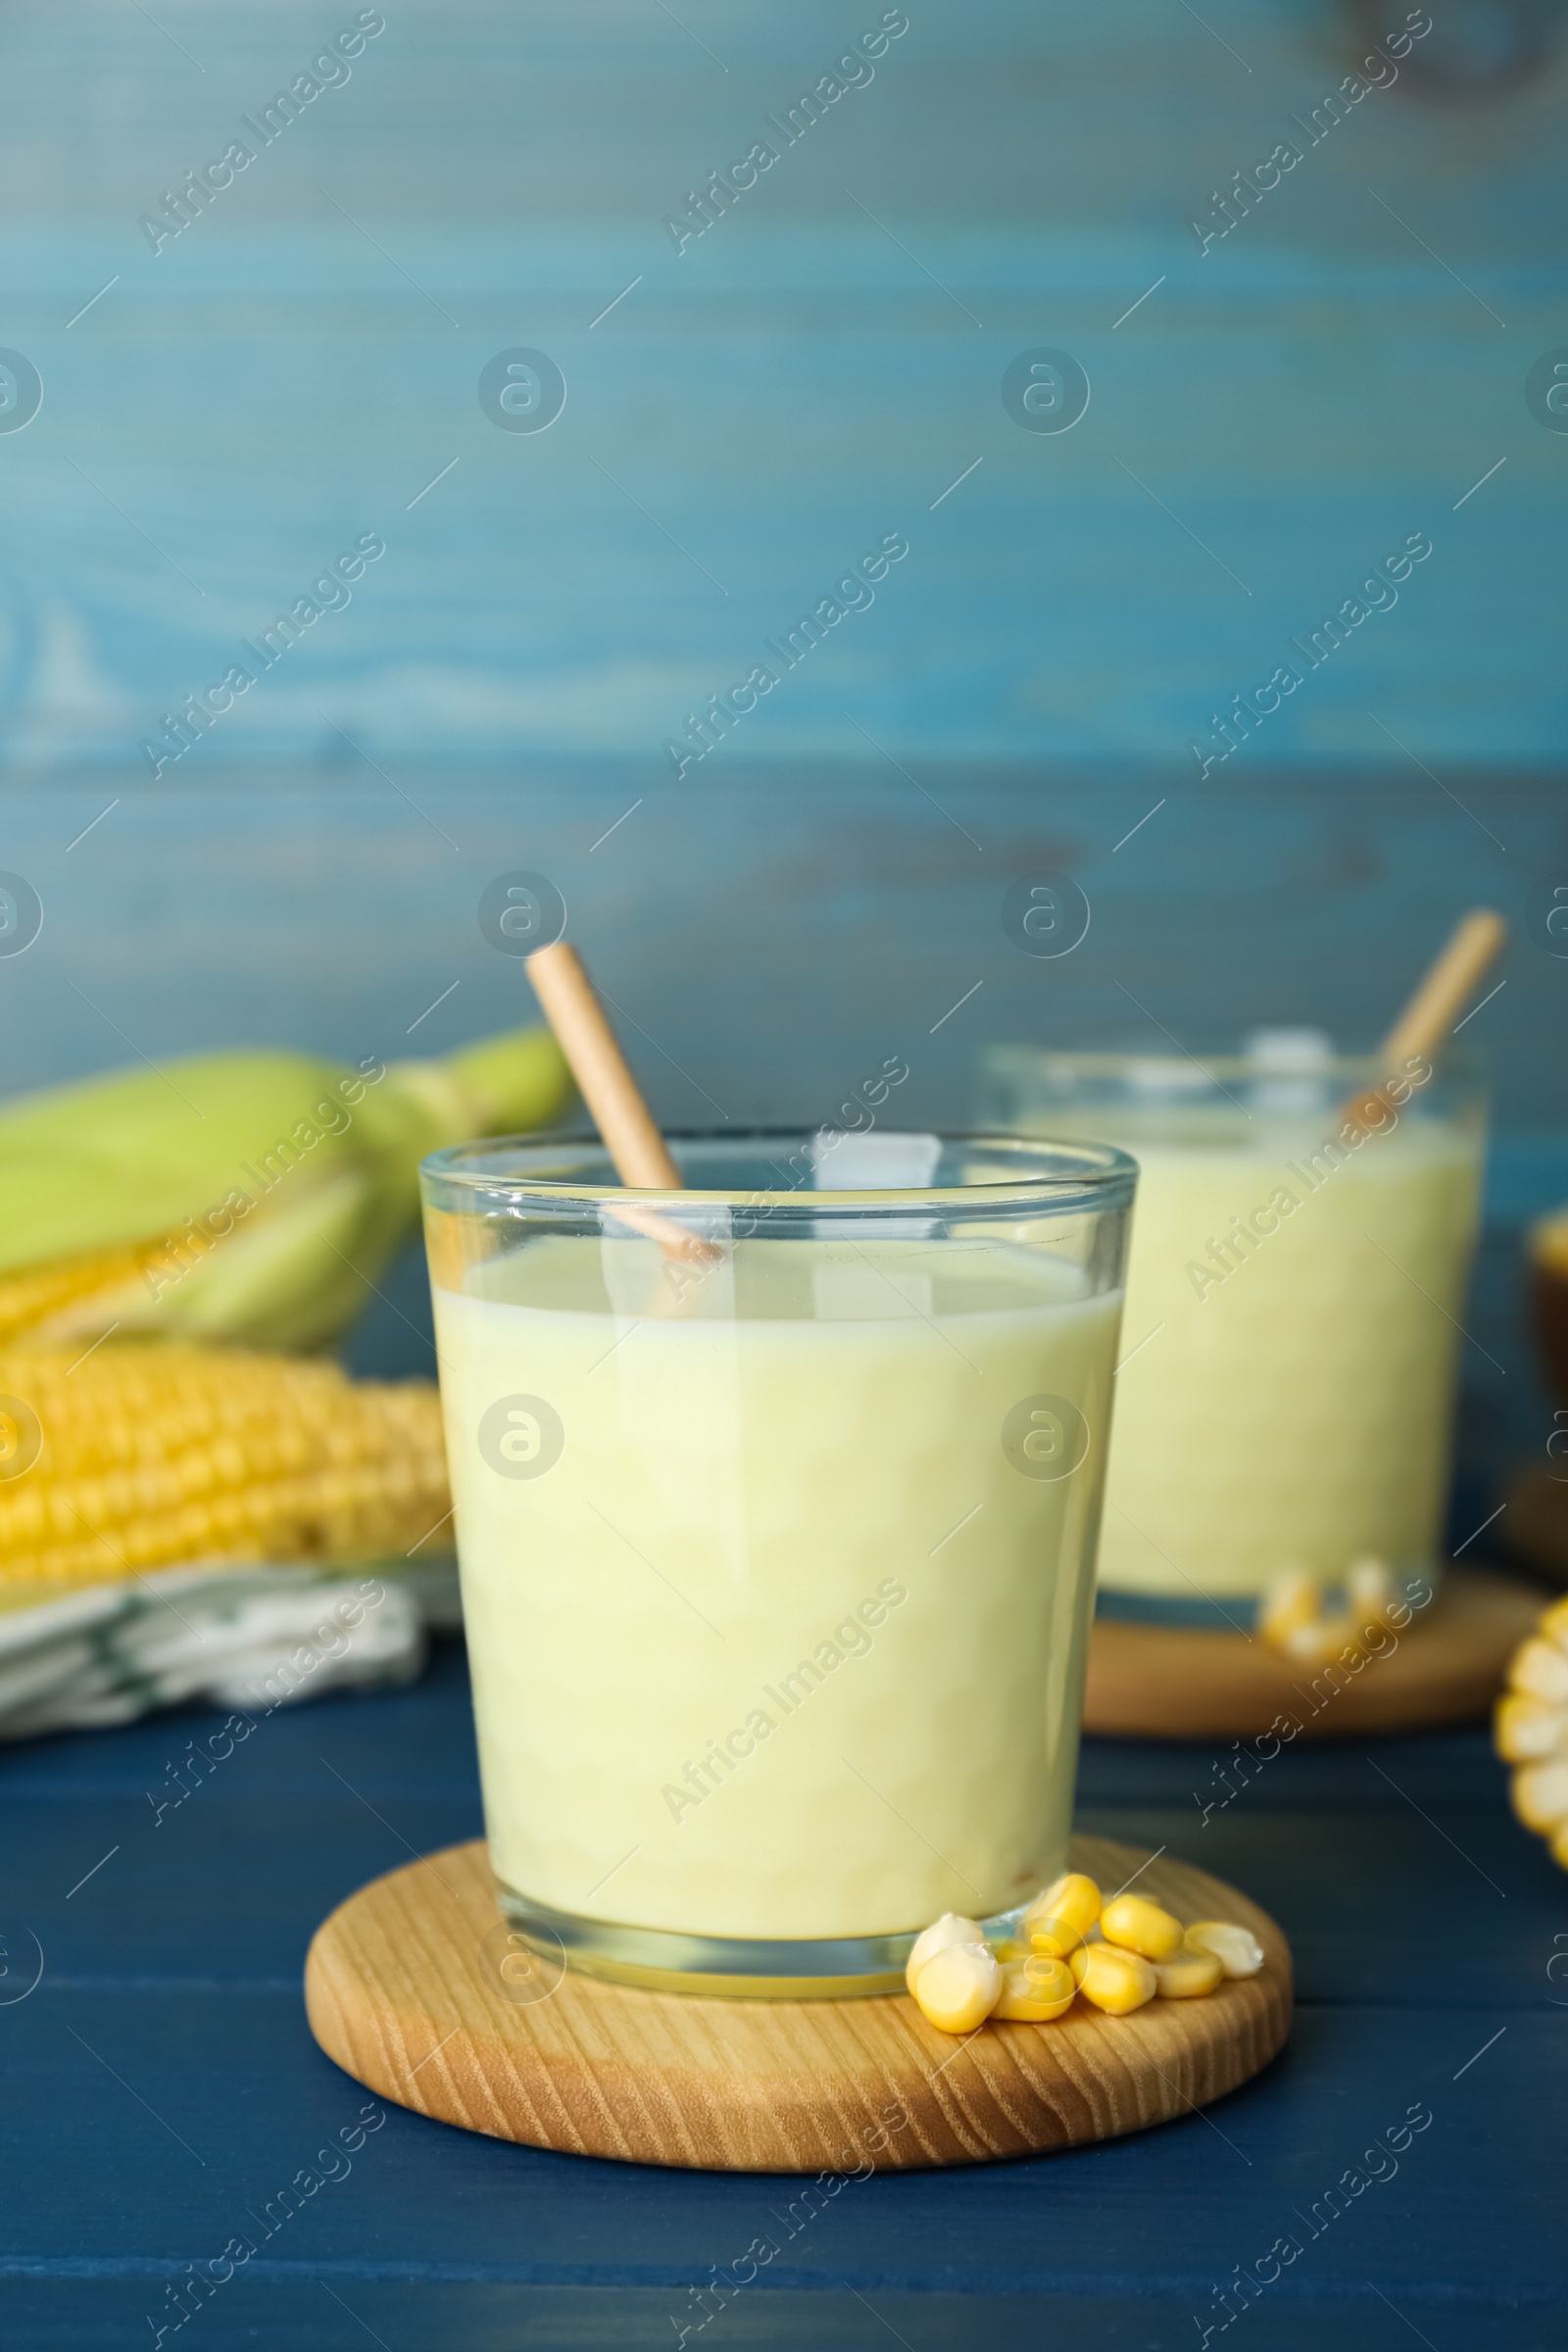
[1343,906,1506,1131]
[524,942,717,1265]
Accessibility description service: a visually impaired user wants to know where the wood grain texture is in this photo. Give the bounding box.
[304,1834,1291,2173]
[0,3,1562,773]
[1082,1564,1544,1741]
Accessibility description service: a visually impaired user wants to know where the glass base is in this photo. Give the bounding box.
[498,1883,1030,2001]
[1094,1563,1440,1630]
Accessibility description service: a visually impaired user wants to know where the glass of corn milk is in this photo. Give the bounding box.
[980,1039,1485,1621]
[419,1131,1135,1997]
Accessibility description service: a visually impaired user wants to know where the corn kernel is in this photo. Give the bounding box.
[1495,1692,1568,1763]
[1508,1637,1568,1708]
[1153,1947,1223,1999]
[1257,1568,1321,1650]
[1540,1594,1568,1654]
[1284,1612,1357,1666]
[909,1939,1003,2034]
[1347,1556,1394,1618]
[1073,1941,1156,2015]
[1184,1920,1264,1979]
[1511,1758,1568,1837]
[1100,1893,1185,1962]
[904,1912,984,1999]
[1025,1918,1089,1967]
[1021,1872,1101,1957]
[994,1953,1076,2022]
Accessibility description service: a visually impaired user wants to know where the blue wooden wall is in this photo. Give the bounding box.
[0,1,1565,1511]
[3,0,1565,768]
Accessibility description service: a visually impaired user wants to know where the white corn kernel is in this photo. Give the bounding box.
[1184,1920,1264,1979]
[1153,1947,1224,1999]
[910,1939,1003,2034]
[904,1912,984,1999]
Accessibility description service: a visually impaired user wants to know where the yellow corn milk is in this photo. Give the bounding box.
[1097,1110,1483,1599]
[432,1234,1122,1942]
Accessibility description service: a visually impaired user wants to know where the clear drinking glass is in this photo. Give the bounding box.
[420,1131,1135,1997]
[980,1047,1487,1621]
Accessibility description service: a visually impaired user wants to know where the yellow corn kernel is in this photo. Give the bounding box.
[1495,1692,1568,1763]
[1184,1920,1264,1979]
[1073,1941,1156,2016]
[1100,1893,1185,1962]
[1507,1637,1568,1708]
[904,1913,984,1999]
[1025,1919,1089,1968]
[1284,1611,1358,1666]
[1511,1758,1568,1838]
[1021,1872,1101,1957]
[1153,1948,1224,1999]
[1541,1594,1568,1653]
[1257,1568,1322,1651]
[994,1954,1075,2022]
[909,1940,1003,2034]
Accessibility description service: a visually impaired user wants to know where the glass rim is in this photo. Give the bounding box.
[981,1044,1482,1087]
[420,1126,1139,1214]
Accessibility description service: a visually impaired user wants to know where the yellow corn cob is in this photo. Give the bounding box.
[1497,1593,1568,1870]
[0,1238,168,1351]
[0,1345,449,1605]
[0,1024,571,1354]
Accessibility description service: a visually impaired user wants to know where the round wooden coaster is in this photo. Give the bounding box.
[1082,1564,1544,1742]
[304,1835,1290,2173]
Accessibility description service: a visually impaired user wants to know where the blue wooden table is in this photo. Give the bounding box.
[5,1620,1563,2349]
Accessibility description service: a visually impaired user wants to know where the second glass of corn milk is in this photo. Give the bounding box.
[981,1040,1485,1617]
[420,1132,1134,1995]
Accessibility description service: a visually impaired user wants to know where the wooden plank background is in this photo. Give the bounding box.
[0,4,1564,1483]
[0,2,1563,770]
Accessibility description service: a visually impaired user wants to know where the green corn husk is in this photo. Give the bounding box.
[0,1025,571,1352]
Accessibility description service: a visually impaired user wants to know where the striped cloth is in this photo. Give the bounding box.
[0,1557,459,1740]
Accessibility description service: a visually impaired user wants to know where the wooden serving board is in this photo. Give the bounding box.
[1082,1564,1544,1742]
[305,1836,1290,2173]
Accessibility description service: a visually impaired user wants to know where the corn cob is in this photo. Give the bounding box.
[0,1238,165,1352]
[0,1025,570,1354]
[0,1345,449,1605]
[1495,1592,1568,1870]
